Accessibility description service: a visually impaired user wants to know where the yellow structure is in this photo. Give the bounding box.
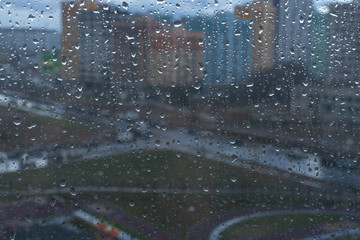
[147,25,204,86]
[61,1,80,79]
[60,0,98,79]
[235,1,276,72]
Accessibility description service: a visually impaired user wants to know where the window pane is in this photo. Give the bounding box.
[0,0,359,239]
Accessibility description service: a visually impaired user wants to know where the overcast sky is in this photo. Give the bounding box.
[0,0,347,31]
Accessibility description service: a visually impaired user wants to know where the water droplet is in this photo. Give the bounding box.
[61,56,67,65]
[231,176,238,183]
[157,0,165,4]
[28,14,35,21]
[122,1,129,10]
[129,200,135,207]
[59,179,66,188]
[13,120,21,126]
[104,161,109,168]
[50,198,56,207]
[193,82,201,90]
[69,187,76,196]
[10,231,15,240]
[174,20,182,28]
[125,35,134,40]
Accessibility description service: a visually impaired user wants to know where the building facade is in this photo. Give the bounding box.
[275,0,313,67]
[235,1,276,73]
[61,0,128,91]
[62,2,203,88]
[146,22,204,86]
[326,2,360,87]
[0,28,59,54]
[61,1,80,79]
[310,9,328,80]
[204,12,252,85]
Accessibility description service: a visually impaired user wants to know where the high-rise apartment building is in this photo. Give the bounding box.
[61,1,81,79]
[275,0,313,66]
[235,1,276,73]
[77,6,115,89]
[61,0,128,91]
[204,12,252,85]
[146,22,204,86]
[112,17,133,84]
[113,15,157,85]
[0,28,60,54]
[62,2,203,88]
[326,2,360,86]
[310,9,327,80]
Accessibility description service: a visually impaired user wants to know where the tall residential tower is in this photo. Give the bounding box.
[235,1,276,73]
[204,12,252,85]
[326,2,360,86]
[275,0,313,66]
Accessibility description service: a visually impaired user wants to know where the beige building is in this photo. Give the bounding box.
[60,0,101,79]
[235,1,276,72]
[146,25,204,86]
[61,1,203,87]
[292,85,360,123]
[61,1,80,79]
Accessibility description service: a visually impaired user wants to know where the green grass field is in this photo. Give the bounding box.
[0,151,286,191]
[0,151,353,239]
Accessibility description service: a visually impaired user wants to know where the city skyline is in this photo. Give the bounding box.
[0,0,342,31]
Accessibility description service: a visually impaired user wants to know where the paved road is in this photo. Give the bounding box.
[5,127,360,190]
[150,128,360,189]
[0,93,64,119]
[187,208,360,240]
[300,227,360,240]
[82,200,178,240]
[209,209,360,240]
[0,186,261,196]
[74,210,139,240]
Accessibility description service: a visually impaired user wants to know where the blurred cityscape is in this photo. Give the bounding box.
[2,0,360,239]
[0,0,359,162]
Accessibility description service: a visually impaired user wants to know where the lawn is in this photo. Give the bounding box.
[0,151,305,194]
[0,151,352,239]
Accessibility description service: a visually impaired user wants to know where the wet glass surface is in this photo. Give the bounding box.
[0,0,360,239]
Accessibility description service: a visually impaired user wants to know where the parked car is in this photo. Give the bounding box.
[117,131,134,143]
[21,151,48,169]
[188,128,198,135]
[321,156,357,170]
[321,156,338,168]
[0,152,8,163]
